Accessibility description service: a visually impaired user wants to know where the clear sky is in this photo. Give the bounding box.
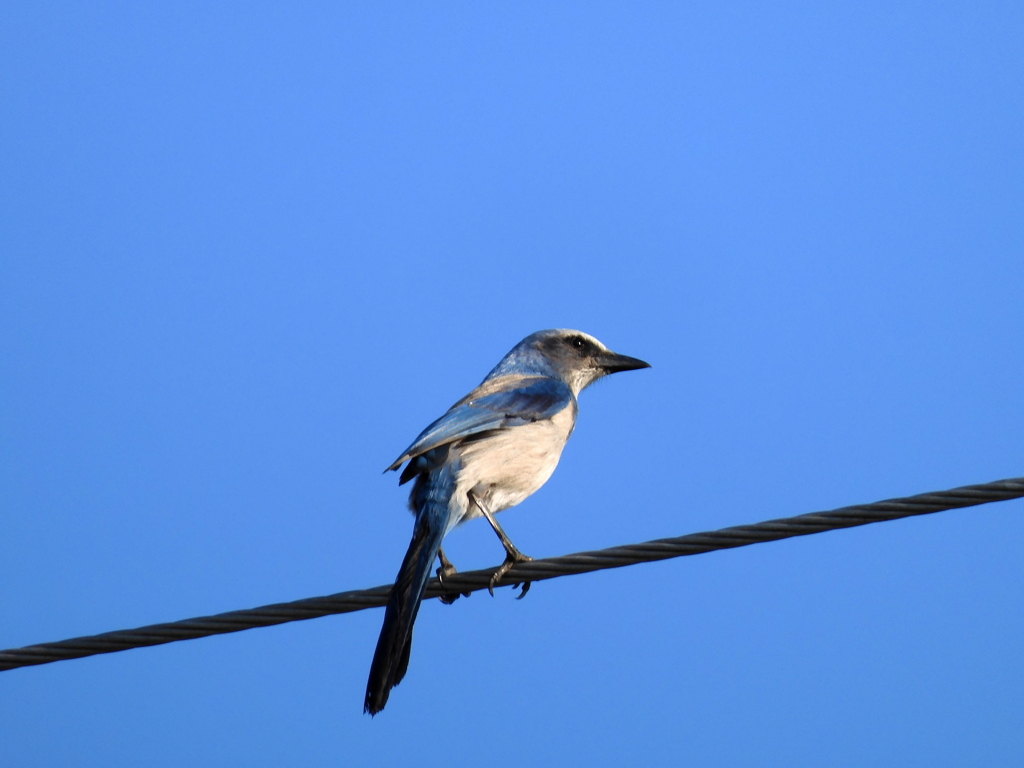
[2,3,1023,765]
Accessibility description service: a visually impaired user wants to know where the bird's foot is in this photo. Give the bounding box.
[489,550,534,599]
[436,560,471,605]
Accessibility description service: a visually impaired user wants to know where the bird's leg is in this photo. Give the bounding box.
[437,547,457,579]
[436,547,470,605]
[468,491,533,599]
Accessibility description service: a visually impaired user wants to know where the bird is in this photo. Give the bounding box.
[364,329,650,715]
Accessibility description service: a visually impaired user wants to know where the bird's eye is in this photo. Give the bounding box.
[571,337,586,351]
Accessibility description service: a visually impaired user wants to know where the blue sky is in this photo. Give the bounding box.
[2,3,1023,765]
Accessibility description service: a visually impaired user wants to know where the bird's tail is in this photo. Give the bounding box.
[364,470,454,715]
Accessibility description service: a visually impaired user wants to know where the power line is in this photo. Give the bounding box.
[2,476,1022,673]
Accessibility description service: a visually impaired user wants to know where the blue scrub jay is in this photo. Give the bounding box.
[364,329,650,715]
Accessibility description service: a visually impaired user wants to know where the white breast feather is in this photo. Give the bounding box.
[454,405,576,522]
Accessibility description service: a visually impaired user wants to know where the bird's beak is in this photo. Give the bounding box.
[597,351,652,374]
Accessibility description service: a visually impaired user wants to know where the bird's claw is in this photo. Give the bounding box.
[488,552,534,598]
[436,561,470,605]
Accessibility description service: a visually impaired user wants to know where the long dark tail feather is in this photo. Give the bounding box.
[364,493,449,715]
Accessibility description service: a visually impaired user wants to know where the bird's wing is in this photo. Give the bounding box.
[386,376,574,472]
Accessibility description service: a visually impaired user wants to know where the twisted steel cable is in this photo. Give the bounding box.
[2,476,1022,673]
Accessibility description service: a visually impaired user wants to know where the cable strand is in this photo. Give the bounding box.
[1,476,1021,672]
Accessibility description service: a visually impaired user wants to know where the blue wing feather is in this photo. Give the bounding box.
[386,376,573,472]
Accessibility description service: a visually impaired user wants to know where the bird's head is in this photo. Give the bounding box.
[492,329,651,395]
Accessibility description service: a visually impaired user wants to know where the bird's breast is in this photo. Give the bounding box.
[455,405,576,519]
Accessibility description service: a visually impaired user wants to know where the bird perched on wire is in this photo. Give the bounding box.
[364,329,650,715]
